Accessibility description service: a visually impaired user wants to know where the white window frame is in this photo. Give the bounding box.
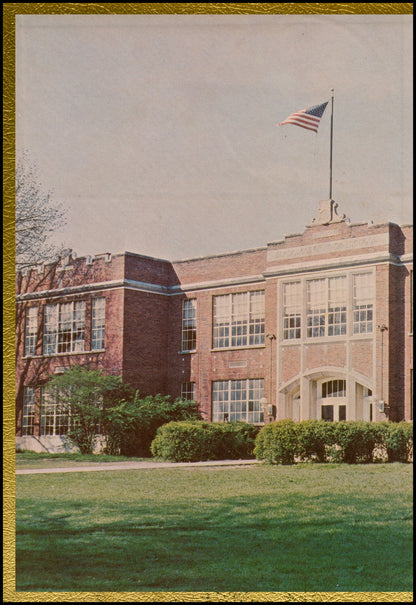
[181,381,195,401]
[353,273,374,334]
[24,306,38,356]
[212,291,265,349]
[318,379,347,422]
[91,297,106,350]
[43,301,86,354]
[22,386,36,435]
[307,276,347,338]
[283,282,301,340]
[40,387,71,436]
[181,299,197,352]
[212,378,264,424]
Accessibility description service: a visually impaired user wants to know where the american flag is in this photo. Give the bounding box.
[278,101,328,133]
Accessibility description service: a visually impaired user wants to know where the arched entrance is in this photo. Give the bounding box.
[318,379,347,421]
[279,369,373,422]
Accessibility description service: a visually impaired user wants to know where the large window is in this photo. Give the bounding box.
[40,388,70,436]
[24,306,38,356]
[213,291,265,349]
[307,277,346,338]
[91,298,106,350]
[212,379,264,423]
[320,379,347,422]
[181,299,196,351]
[283,282,301,339]
[22,386,35,435]
[284,273,374,340]
[181,381,195,401]
[43,301,86,354]
[353,273,373,334]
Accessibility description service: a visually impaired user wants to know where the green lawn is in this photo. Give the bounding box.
[15,451,151,469]
[15,463,413,593]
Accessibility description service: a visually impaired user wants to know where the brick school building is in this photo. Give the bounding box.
[15,200,413,451]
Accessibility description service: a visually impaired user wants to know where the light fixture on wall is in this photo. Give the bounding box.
[376,324,389,418]
[260,397,275,423]
[265,334,276,422]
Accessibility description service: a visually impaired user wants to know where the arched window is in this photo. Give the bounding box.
[321,380,346,398]
[320,379,347,421]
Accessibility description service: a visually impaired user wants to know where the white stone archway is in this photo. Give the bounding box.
[278,367,373,422]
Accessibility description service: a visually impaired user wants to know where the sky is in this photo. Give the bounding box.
[15,13,413,262]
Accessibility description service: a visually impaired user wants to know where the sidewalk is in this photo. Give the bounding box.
[16,459,261,475]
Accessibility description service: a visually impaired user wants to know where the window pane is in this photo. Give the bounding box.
[22,386,35,435]
[40,388,70,436]
[92,298,106,350]
[283,282,301,340]
[307,279,326,337]
[321,405,334,422]
[43,305,58,354]
[182,299,196,351]
[181,381,195,400]
[212,378,264,423]
[24,307,38,356]
[353,273,374,334]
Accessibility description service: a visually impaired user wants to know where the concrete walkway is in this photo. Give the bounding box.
[16,459,261,475]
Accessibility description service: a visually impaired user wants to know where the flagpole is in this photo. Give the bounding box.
[329,88,334,199]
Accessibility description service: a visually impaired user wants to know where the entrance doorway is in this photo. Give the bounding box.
[319,379,347,422]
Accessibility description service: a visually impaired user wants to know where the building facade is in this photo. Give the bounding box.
[15,201,413,451]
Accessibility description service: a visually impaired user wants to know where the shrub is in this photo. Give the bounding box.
[333,421,381,464]
[254,419,299,465]
[297,420,336,463]
[151,421,260,462]
[112,394,203,457]
[151,421,215,462]
[213,422,260,460]
[382,421,413,463]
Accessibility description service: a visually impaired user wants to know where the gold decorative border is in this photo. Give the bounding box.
[3,3,413,603]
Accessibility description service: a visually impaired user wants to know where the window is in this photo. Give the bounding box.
[24,307,38,356]
[353,273,374,334]
[307,277,346,338]
[283,282,301,339]
[22,387,35,435]
[43,301,86,354]
[212,379,264,423]
[92,298,106,350]
[181,299,196,351]
[322,379,346,398]
[40,387,70,436]
[181,381,195,401]
[320,380,347,422]
[213,291,265,349]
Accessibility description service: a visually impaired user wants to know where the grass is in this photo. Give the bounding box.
[15,463,413,593]
[15,451,151,468]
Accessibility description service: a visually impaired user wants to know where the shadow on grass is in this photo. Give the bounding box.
[16,492,413,593]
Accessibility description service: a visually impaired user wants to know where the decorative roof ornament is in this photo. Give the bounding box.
[311,199,348,226]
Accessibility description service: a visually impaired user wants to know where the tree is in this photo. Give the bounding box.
[15,151,67,270]
[114,393,203,457]
[46,366,135,454]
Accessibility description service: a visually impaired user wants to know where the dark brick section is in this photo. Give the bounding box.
[15,219,413,436]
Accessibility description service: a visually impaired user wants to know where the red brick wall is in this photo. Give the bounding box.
[305,342,347,372]
[281,346,301,384]
[351,340,373,379]
[172,248,266,285]
[122,289,170,394]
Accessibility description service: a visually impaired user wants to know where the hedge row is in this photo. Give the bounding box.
[254,420,413,464]
[151,421,260,462]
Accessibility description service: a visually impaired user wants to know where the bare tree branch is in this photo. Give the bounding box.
[15,151,68,270]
